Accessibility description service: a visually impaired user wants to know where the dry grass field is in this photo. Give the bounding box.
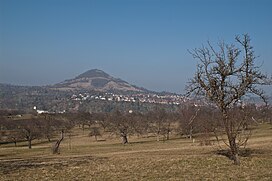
[0,123,271,181]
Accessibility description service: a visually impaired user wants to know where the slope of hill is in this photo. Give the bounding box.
[53,69,146,93]
[0,69,155,112]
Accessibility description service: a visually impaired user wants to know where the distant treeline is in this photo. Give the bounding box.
[1,104,271,149]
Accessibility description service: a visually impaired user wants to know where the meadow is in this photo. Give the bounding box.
[0,123,271,181]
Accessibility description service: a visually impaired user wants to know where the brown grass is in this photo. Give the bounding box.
[0,123,271,180]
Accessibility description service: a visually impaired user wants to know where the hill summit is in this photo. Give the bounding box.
[54,69,145,93]
[76,69,111,79]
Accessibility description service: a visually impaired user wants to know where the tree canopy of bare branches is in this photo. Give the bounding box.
[187,34,271,165]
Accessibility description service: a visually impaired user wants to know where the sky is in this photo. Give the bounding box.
[1,0,272,94]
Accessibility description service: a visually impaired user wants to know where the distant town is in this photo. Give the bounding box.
[70,92,187,105]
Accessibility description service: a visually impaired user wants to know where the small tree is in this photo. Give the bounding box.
[15,119,43,149]
[0,116,24,147]
[147,107,170,141]
[126,112,147,138]
[187,34,271,165]
[89,127,101,141]
[92,112,109,132]
[109,110,130,144]
[6,130,24,147]
[52,130,64,154]
[179,104,200,140]
[39,114,63,142]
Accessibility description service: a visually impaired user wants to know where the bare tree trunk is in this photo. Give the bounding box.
[47,136,51,142]
[189,126,193,140]
[52,130,64,154]
[82,124,85,134]
[12,138,17,147]
[28,139,32,149]
[166,124,171,140]
[223,110,240,165]
[229,137,240,165]
[120,133,128,144]
[166,131,170,140]
[156,127,160,141]
[156,133,160,142]
[68,133,71,150]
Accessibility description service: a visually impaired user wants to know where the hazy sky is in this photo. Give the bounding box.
[1,0,272,93]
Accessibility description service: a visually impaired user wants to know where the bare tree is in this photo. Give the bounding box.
[0,116,25,147]
[196,106,219,145]
[5,130,24,147]
[147,107,171,141]
[179,104,200,140]
[109,110,130,144]
[89,127,101,141]
[187,34,271,165]
[39,113,74,154]
[52,130,64,154]
[39,114,62,142]
[77,112,93,134]
[17,119,43,149]
[258,105,272,124]
[161,112,177,141]
[269,106,272,124]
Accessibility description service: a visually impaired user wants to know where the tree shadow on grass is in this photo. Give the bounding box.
[214,148,268,160]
